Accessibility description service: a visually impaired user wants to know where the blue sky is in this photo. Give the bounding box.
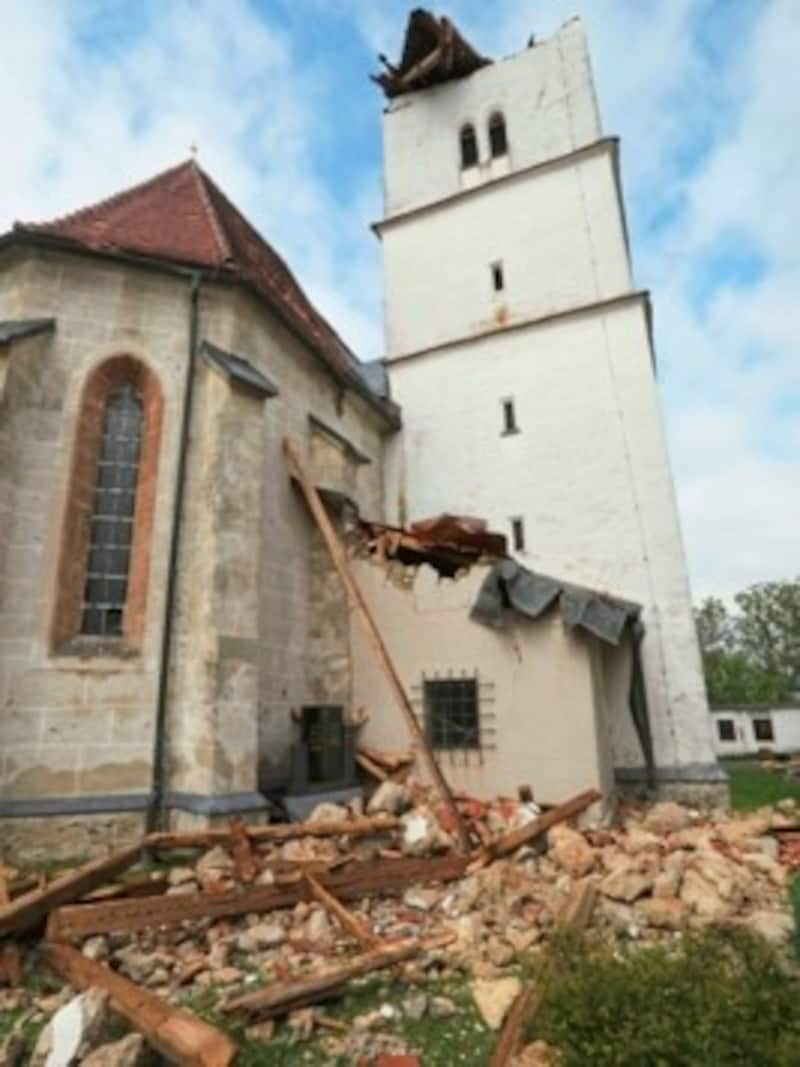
[1,0,798,601]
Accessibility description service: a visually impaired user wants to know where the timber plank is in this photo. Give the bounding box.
[49,855,471,940]
[0,844,142,938]
[488,790,601,859]
[48,942,237,1067]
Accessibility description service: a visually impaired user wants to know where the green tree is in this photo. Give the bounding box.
[735,579,800,699]
[694,580,800,706]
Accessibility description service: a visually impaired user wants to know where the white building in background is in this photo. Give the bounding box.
[711,709,800,758]
[376,13,722,797]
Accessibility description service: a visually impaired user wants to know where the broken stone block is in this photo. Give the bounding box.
[547,825,595,877]
[237,922,285,950]
[307,802,350,823]
[679,869,729,921]
[400,809,439,856]
[401,993,428,1020]
[599,862,653,903]
[428,995,457,1019]
[402,887,441,912]
[621,827,661,855]
[80,936,109,962]
[636,897,689,931]
[513,1040,563,1066]
[368,781,412,816]
[745,910,795,947]
[195,847,235,888]
[306,908,333,945]
[470,976,522,1030]
[80,1034,147,1067]
[167,866,196,887]
[643,802,691,834]
[30,988,112,1067]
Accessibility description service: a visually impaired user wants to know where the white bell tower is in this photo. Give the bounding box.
[375,12,721,795]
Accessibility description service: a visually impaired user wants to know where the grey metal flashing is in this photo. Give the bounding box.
[200,339,279,398]
[615,763,728,785]
[164,791,270,815]
[0,794,149,818]
[308,413,372,465]
[0,318,55,345]
[385,290,651,367]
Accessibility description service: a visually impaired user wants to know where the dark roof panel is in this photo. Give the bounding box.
[200,340,279,398]
[0,318,55,345]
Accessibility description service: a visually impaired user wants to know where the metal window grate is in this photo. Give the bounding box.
[424,677,480,750]
[753,717,774,743]
[81,383,143,636]
[717,718,735,742]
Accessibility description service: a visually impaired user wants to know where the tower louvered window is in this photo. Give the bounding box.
[81,383,143,636]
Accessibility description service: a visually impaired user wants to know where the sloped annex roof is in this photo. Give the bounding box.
[6,160,398,426]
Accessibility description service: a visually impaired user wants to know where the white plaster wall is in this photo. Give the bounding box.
[381,143,631,358]
[351,559,614,803]
[711,709,800,757]
[385,300,716,774]
[383,18,600,217]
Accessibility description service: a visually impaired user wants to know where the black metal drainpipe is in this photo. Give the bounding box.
[146,271,202,833]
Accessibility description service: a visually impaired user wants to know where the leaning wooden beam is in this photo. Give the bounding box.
[358,745,413,772]
[224,934,451,1018]
[48,854,472,940]
[488,789,601,860]
[145,813,399,851]
[305,873,380,950]
[355,751,389,781]
[284,437,471,853]
[489,878,598,1067]
[0,844,142,938]
[48,941,238,1067]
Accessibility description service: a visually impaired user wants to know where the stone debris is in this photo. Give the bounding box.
[470,976,522,1030]
[1,792,797,1065]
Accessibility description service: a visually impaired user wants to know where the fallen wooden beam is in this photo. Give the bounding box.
[48,941,238,1067]
[305,873,380,950]
[284,437,471,853]
[224,934,451,1018]
[0,944,21,986]
[0,844,142,938]
[145,813,398,851]
[230,820,256,884]
[489,878,598,1067]
[488,790,601,860]
[48,854,472,940]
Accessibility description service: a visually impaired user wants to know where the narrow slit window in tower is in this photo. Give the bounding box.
[511,516,525,552]
[489,112,508,158]
[491,261,505,292]
[460,124,478,169]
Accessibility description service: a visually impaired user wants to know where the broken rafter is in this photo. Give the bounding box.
[0,844,142,939]
[48,854,472,941]
[488,789,601,860]
[48,941,238,1067]
[490,878,598,1067]
[305,872,380,950]
[224,934,451,1018]
[284,437,471,853]
[145,813,398,851]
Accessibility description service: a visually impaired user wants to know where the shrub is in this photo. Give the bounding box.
[528,927,800,1066]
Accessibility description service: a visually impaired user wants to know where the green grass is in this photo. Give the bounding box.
[184,973,498,1066]
[722,758,800,811]
[527,927,800,1067]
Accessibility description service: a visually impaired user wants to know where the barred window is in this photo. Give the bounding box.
[716,718,735,742]
[81,383,143,636]
[753,717,774,743]
[425,678,480,749]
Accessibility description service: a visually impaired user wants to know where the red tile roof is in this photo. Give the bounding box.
[13,160,376,396]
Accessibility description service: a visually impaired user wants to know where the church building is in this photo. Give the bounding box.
[0,12,722,857]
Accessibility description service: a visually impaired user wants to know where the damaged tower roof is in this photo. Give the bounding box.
[372,8,491,98]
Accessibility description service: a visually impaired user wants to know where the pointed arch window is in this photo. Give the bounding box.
[81,383,143,636]
[488,112,508,158]
[52,355,163,652]
[460,123,478,169]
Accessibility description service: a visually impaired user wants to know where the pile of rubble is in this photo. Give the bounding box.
[0,782,797,1066]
